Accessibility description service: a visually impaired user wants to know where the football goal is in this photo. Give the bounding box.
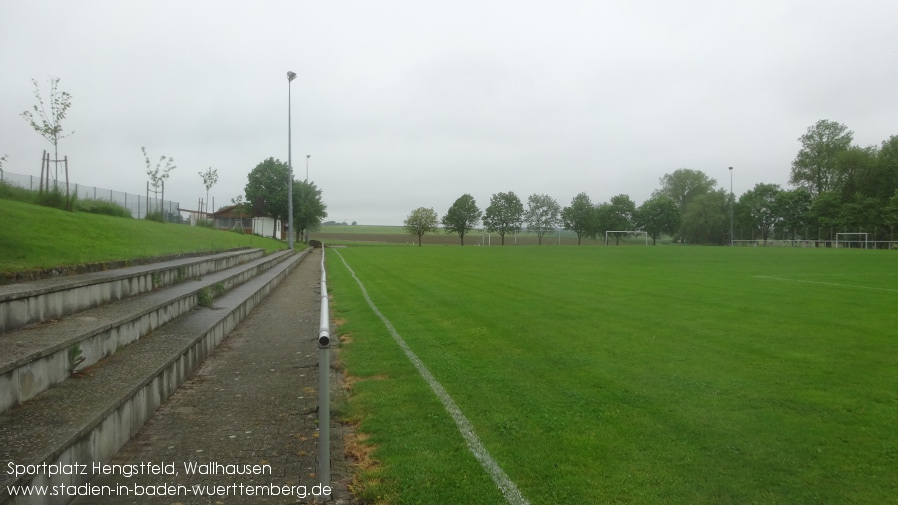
[605,230,648,245]
[835,232,868,249]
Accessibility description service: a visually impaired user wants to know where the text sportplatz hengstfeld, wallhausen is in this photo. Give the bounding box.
[6,461,332,499]
[8,461,271,478]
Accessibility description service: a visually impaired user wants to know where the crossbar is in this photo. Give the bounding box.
[604,230,648,246]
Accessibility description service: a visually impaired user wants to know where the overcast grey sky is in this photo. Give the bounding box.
[2,1,897,225]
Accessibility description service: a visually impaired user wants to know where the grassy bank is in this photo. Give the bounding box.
[0,198,287,275]
[330,245,897,504]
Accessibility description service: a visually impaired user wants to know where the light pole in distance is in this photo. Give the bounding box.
[304,154,311,242]
[729,166,734,246]
[287,71,296,249]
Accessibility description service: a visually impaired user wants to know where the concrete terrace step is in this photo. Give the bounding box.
[0,249,308,505]
[0,250,295,416]
[0,248,267,335]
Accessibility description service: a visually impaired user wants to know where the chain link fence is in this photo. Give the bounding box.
[1,171,180,222]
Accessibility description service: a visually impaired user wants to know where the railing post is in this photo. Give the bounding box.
[317,247,332,499]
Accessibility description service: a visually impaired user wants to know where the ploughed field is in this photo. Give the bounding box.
[311,224,622,246]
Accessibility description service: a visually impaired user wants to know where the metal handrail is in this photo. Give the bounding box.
[317,247,331,497]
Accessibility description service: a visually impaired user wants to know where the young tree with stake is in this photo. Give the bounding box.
[21,76,74,206]
[198,167,218,215]
[21,76,74,178]
[142,147,176,215]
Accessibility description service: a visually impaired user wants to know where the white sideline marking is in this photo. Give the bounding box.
[755,275,898,293]
[332,249,530,505]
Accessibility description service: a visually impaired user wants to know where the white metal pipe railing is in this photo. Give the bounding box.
[317,247,331,498]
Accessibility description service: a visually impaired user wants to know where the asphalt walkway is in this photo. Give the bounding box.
[73,247,355,505]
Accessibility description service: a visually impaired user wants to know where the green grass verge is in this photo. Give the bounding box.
[0,198,287,275]
[329,245,898,504]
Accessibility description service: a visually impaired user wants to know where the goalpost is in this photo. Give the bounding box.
[835,232,868,249]
[605,230,648,245]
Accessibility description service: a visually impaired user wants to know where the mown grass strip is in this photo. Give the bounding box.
[332,248,530,505]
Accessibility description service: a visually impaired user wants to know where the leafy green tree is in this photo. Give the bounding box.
[680,189,729,244]
[442,194,482,246]
[404,207,439,246]
[878,135,898,187]
[807,191,843,240]
[244,157,289,238]
[876,136,898,201]
[884,189,898,232]
[524,193,561,245]
[774,188,813,240]
[833,145,880,201]
[596,194,636,245]
[634,196,680,245]
[841,193,881,234]
[561,192,597,245]
[652,168,717,211]
[292,179,327,242]
[737,183,782,242]
[790,119,853,198]
[483,191,524,245]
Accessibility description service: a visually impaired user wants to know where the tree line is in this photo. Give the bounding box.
[405,189,676,246]
[405,119,898,246]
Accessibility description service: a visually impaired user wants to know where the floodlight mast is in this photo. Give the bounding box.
[729,167,734,247]
[287,71,297,249]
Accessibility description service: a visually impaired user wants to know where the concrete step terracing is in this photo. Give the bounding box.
[0,248,307,505]
[0,250,296,416]
[0,248,266,336]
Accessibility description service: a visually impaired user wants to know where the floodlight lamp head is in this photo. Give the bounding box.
[287,71,297,81]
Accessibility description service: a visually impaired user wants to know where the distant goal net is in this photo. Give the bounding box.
[604,230,649,245]
[835,232,869,249]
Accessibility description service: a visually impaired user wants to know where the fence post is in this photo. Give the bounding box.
[317,247,332,499]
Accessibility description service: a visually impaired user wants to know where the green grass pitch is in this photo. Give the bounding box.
[328,245,897,504]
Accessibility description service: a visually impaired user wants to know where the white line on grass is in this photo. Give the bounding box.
[755,275,898,293]
[332,249,530,505]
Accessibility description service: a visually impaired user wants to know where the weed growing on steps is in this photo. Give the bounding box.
[68,344,85,374]
[197,287,213,307]
[197,282,226,307]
